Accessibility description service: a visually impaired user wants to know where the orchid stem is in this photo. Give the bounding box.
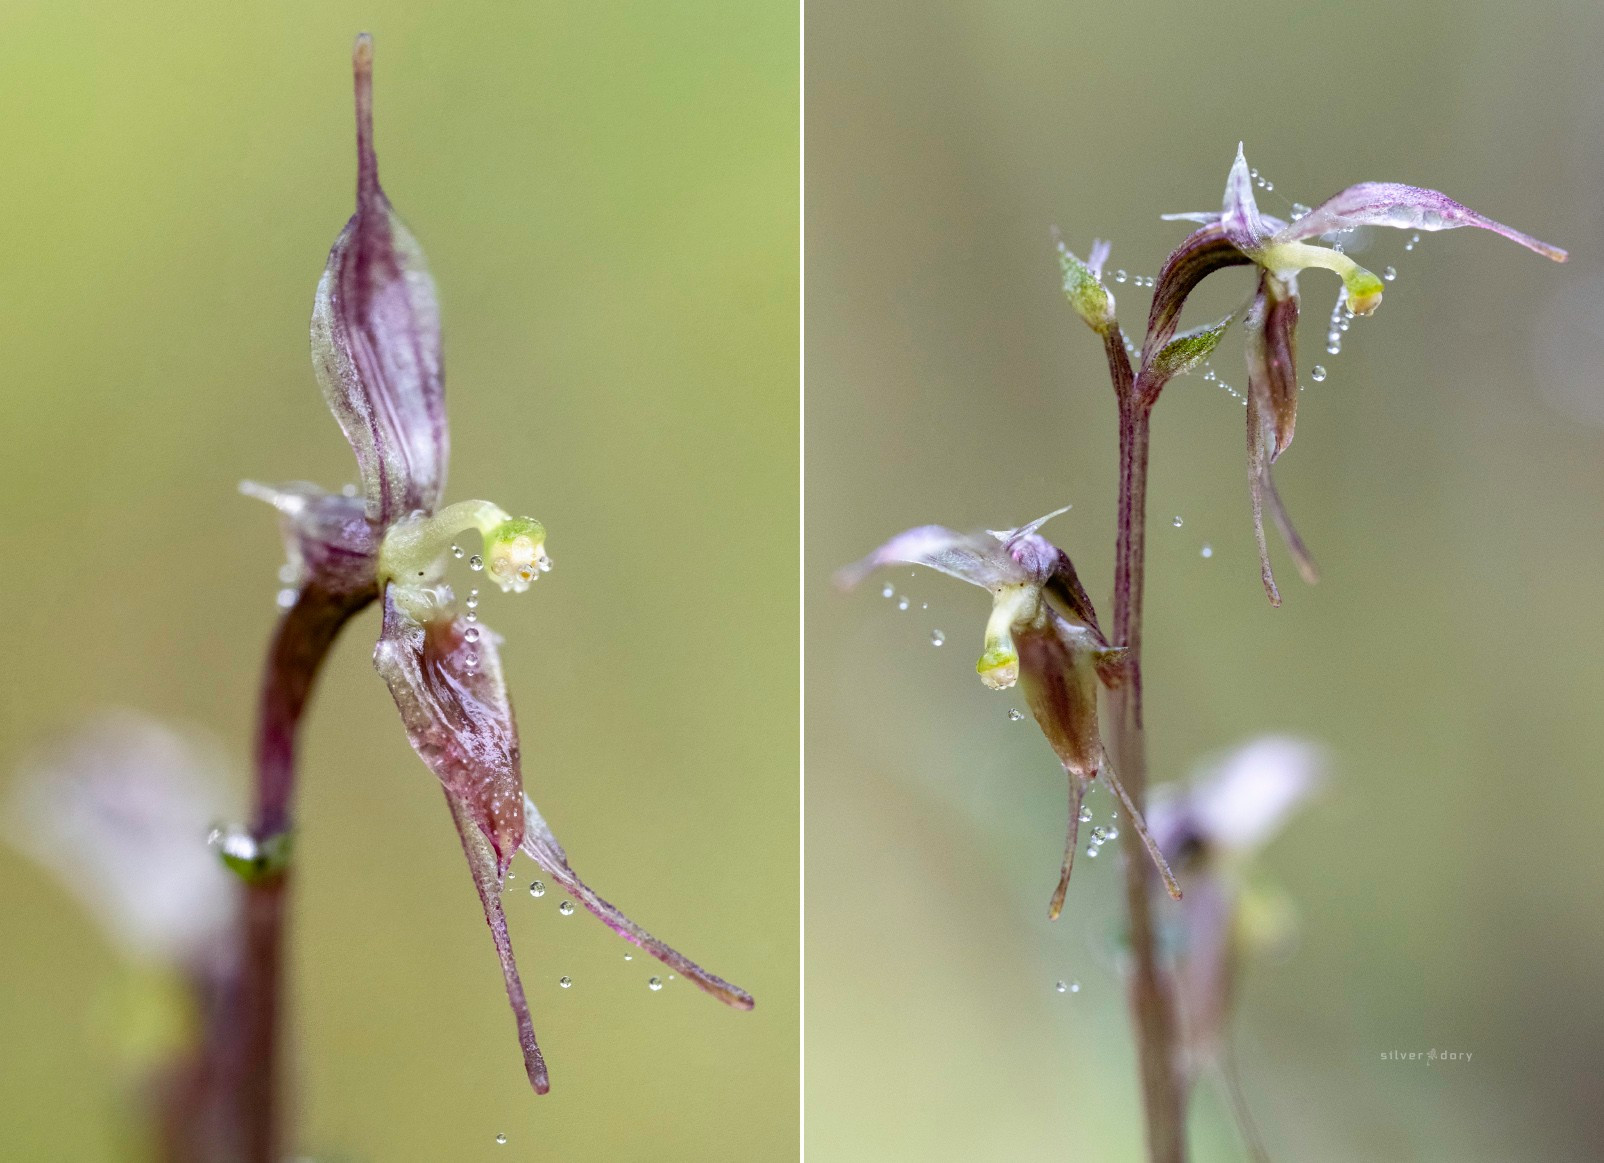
[1103,323,1189,1162]
[232,582,373,1162]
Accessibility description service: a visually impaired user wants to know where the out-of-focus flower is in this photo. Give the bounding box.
[1164,145,1566,604]
[838,510,1181,916]
[1146,736,1324,1158]
[6,711,241,1162]
[243,35,751,1096]
[7,711,237,966]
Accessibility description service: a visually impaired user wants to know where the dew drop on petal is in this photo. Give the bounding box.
[450,544,464,559]
[1310,365,1326,382]
[1007,707,1025,722]
[897,596,910,611]
[624,953,633,961]
[529,880,545,898]
[558,900,575,916]
[930,629,945,647]
[559,976,572,989]
[648,976,664,991]
[881,583,895,599]
[341,483,358,498]
[463,652,478,669]
[468,554,484,571]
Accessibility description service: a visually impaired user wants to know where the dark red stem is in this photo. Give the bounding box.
[1103,323,1188,1162]
[230,582,373,1162]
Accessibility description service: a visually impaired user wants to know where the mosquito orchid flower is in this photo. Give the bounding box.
[1145,737,1322,1157]
[242,35,751,1099]
[1161,144,1567,603]
[837,510,1181,916]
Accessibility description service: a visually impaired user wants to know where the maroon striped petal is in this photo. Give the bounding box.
[311,35,448,527]
[1276,181,1567,262]
[519,796,755,1010]
[835,525,1029,591]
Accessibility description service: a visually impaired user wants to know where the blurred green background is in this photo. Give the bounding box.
[0,2,796,1160]
[807,1,1602,1160]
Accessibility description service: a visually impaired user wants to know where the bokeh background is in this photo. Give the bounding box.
[807,1,1603,1160]
[0,2,796,1160]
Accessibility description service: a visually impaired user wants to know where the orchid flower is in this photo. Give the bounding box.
[837,510,1181,916]
[1146,737,1323,1160]
[242,36,751,1097]
[1163,145,1567,603]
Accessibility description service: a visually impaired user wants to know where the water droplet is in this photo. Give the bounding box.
[495,1133,508,1145]
[1327,342,1341,355]
[1090,826,1108,843]
[648,976,664,991]
[1086,846,1099,858]
[881,583,895,599]
[896,596,910,611]
[1404,232,1419,252]
[276,588,297,610]
[450,544,464,559]
[1200,544,1213,559]
[467,588,479,607]
[1171,515,1183,528]
[529,880,545,898]
[1007,708,1025,722]
[464,627,481,645]
[1070,980,1081,993]
[1383,266,1397,282]
[463,652,478,669]
[465,610,478,623]
[1310,364,1327,382]
[559,976,572,989]
[1078,805,1093,823]
[1114,269,1128,283]
[1104,823,1120,840]
[624,953,633,961]
[930,629,945,647]
[558,900,575,916]
[468,554,484,571]
[1055,980,1068,993]
[277,563,298,584]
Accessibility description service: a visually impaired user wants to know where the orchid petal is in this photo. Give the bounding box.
[1140,224,1255,374]
[374,588,523,871]
[1276,182,1567,262]
[1244,392,1318,606]
[1188,737,1324,854]
[1242,275,1300,463]
[312,36,449,527]
[1220,144,1272,255]
[834,526,1027,592]
[240,481,380,598]
[446,788,549,1094]
[519,796,754,1010]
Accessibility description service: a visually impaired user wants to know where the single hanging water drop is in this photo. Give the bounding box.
[451,544,464,559]
[1200,544,1213,559]
[1114,269,1127,283]
[896,595,910,611]
[466,589,479,609]
[1069,980,1081,993]
[624,953,633,961]
[558,900,574,916]
[1007,707,1025,722]
[930,629,945,647]
[468,554,484,571]
[464,626,480,644]
[881,583,894,598]
[648,976,664,991]
[495,1134,507,1146]
[1078,805,1093,823]
[1171,515,1183,528]
[559,976,572,989]
[1383,265,1397,282]
[1055,980,1068,993]
[1310,365,1326,382]
[529,880,545,898]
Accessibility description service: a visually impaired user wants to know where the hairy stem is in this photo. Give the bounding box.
[1103,324,1187,1161]
[231,582,373,1162]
